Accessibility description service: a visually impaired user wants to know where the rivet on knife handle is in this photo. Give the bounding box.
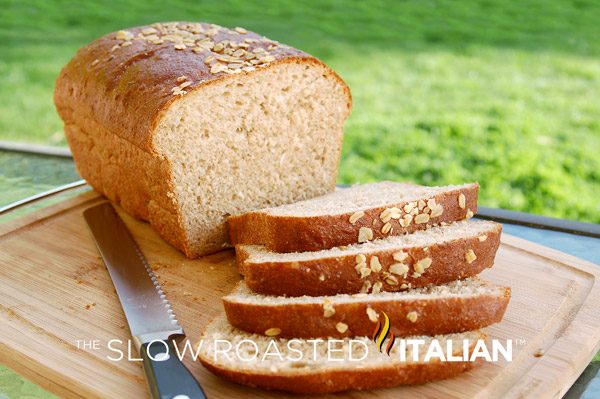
[141,340,207,399]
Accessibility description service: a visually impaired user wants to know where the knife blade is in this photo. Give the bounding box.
[84,202,206,399]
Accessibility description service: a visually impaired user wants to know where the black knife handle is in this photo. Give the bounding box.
[140,340,207,399]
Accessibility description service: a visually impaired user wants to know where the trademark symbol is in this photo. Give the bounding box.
[515,338,527,346]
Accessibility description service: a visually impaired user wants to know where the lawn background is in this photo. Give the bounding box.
[1,0,600,223]
[0,1,599,397]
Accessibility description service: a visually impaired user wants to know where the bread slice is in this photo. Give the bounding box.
[237,220,501,297]
[227,181,479,252]
[198,315,487,394]
[223,278,510,339]
[54,22,351,258]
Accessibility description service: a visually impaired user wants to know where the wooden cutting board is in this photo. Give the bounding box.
[1,191,599,399]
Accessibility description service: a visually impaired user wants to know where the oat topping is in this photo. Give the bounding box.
[381,222,392,234]
[458,193,466,209]
[170,87,186,96]
[431,206,443,218]
[400,214,413,227]
[478,235,488,242]
[323,299,336,318]
[360,267,372,278]
[109,22,287,96]
[358,227,374,243]
[355,253,369,277]
[389,263,409,276]
[360,280,372,293]
[389,207,402,219]
[414,257,433,274]
[265,327,282,336]
[465,249,477,264]
[366,307,379,322]
[430,201,444,217]
[393,251,408,262]
[319,273,325,281]
[380,208,392,223]
[354,263,364,274]
[417,200,426,210]
[385,275,399,286]
[414,213,430,224]
[403,202,416,213]
[349,210,365,224]
[370,256,382,272]
[406,311,418,323]
[116,30,134,40]
[466,209,474,219]
[171,76,194,96]
[372,281,383,294]
[336,322,348,333]
[210,63,228,74]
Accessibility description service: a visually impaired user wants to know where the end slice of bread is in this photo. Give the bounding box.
[223,277,510,339]
[198,315,487,394]
[237,220,501,296]
[227,181,479,252]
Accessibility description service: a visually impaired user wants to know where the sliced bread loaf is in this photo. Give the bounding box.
[237,220,501,296]
[55,22,351,258]
[227,181,479,252]
[223,278,510,339]
[198,315,486,394]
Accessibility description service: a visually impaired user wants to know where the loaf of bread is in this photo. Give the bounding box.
[228,182,479,252]
[54,22,351,257]
[198,315,486,394]
[223,277,510,338]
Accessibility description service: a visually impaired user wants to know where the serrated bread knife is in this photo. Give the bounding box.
[84,202,206,399]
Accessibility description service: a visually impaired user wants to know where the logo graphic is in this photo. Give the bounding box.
[371,311,395,355]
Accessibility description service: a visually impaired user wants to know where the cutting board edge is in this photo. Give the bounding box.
[496,234,600,398]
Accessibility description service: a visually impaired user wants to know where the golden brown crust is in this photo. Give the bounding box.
[54,22,352,258]
[228,184,479,253]
[199,328,486,395]
[223,285,510,339]
[200,359,480,394]
[238,222,501,296]
[63,114,190,252]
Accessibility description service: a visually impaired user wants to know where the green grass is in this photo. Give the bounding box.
[0,0,599,224]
